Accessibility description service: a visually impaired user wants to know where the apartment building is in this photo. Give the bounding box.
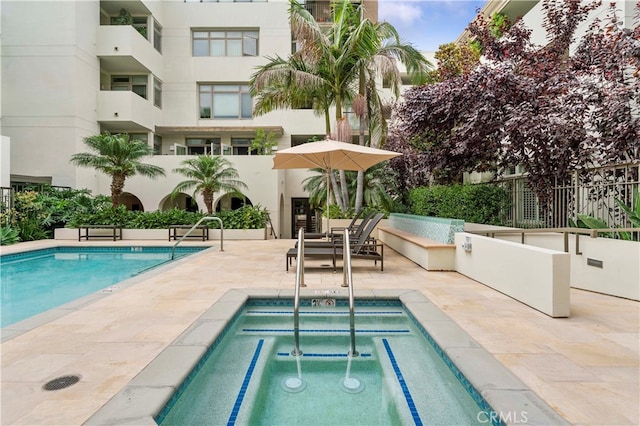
[458,0,636,51]
[0,0,377,238]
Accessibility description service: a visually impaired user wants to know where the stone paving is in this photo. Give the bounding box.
[1,239,638,425]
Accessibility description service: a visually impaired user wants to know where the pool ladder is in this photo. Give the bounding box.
[170,216,224,260]
[292,228,358,357]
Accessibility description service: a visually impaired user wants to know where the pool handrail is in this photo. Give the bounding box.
[171,216,223,260]
[292,227,305,356]
[343,229,358,357]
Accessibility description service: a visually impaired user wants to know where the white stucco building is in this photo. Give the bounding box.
[0,0,379,238]
[458,0,637,51]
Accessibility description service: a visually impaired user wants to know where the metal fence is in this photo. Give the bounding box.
[1,187,13,211]
[498,163,639,229]
[1,185,72,213]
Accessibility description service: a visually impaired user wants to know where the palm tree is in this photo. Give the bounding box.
[251,0,431,212]
[302,164,395,212]
[171,156,247,214]
[70,133,165,207]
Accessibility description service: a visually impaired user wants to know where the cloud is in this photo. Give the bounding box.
[379,1,424,26]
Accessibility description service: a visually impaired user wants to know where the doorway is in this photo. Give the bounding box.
[291,198,317,237]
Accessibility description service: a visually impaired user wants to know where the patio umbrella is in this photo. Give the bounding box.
[273,139,401,237]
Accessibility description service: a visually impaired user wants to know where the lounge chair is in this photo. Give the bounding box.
[299,210,376,248]
[303,209,364,240]
[286,213,385,272]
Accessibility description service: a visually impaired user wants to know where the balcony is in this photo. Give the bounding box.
[302,1,332,23]
[97,25,162,77]
[97,90,156,132]
[301,0,376,24]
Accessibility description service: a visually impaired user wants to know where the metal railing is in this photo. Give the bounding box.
[468,227,640,255]
[170,216,223,259]
[342,229,358,357]
[497,162,639,229]
[291,228,358,357]
[292,227,305,356]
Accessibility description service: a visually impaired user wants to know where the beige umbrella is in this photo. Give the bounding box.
[273,139,400,171]
[273,139,401,237]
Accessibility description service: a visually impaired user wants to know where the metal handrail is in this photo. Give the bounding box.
[171,216,223,260]
[343,230,358,357]
[292,228,305,356]
[467,227,640,255]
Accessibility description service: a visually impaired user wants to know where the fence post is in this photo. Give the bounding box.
[573,170,579,226]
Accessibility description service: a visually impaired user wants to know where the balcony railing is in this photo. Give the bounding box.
[302,1,332,23]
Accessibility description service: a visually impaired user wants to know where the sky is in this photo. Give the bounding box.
[378,0,487,52]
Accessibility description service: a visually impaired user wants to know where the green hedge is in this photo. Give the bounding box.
[407,184,509,225]
[66,205,269,229]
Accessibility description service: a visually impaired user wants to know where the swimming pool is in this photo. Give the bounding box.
[85,290,567,426]
[157,299,489,425]
[0,246,204,327]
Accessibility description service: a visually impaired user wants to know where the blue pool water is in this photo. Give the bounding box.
[157,299,497,425]
[0,246,204,327]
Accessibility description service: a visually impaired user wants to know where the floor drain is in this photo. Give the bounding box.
[43,375,80,391]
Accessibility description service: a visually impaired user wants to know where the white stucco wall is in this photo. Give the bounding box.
[1,136,10,187]
[466,224,640,301]
[455,232,571,317]
[520,0,636,53]
[2,1,100,188]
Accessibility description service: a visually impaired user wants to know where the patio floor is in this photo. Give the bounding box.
[1,238,638,425]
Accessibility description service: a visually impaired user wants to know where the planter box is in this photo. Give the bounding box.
[55,228,267,241]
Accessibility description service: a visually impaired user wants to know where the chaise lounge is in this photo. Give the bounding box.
[286,213,385,272]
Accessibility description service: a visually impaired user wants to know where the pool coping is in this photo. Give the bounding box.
[1,245,216,342]
[84,288,569,426]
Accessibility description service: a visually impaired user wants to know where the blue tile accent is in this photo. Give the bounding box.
[244,298,403,308]
[276,352,372,358]
[388,213,464,244]
[0,246,203,262]
[227,339,264,426]
[402,309,504,426]
[382,338,423,426]
[156,298,501,426]
[242,328,410,333]
[245,310,404,315]
[155,307,244,424]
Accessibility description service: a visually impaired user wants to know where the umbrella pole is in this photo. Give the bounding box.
[326,169,330,240]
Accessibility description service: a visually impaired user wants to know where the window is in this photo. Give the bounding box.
[129,133,148,144]
[192,30,258,57]
[111,75,147,99]
[154,78,162,108]
[153,20,162,53]
[186,138,222,155]
[231,138,251,155]
[199,84,252,119]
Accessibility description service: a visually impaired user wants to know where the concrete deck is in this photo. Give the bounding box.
[1,239,638,425]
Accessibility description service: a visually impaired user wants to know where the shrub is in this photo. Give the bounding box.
[215,205,269,229]
[4,187,269,242]
[66,204,269,230]
[0,225,20,246]
[408,184,509,225]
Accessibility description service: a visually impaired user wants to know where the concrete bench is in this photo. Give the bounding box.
[377,226,455,271]
[78,225,123,241]
[168,225,209,241]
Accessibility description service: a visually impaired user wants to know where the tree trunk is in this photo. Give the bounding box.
[203,189,214,214]
[110,174,126,207]
[329,171,345,210]
[355,70,367,213]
